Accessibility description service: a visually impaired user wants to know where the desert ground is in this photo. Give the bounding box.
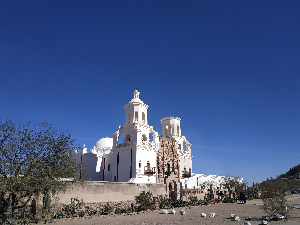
[53,195,300,225]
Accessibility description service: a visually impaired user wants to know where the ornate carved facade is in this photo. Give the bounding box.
[157,139,180,184]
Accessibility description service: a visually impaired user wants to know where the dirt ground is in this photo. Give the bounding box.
[52,195,300,225]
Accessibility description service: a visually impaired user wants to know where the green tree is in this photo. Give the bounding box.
[221,176,246,197]
[0,120,82,223]
[260,187,288,219]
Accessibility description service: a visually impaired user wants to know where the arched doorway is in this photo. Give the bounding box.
[169,180,178,201]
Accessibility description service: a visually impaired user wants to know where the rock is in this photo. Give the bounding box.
[275,214,285,220]
[234,216,240,221]
[180,209,185,215]
[262,215,270,221]
[162,209,169,214]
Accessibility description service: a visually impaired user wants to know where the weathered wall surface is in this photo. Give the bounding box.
[54,182,166,204]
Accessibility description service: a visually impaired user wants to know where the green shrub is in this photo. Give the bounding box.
[260,188,287,219]
[99,203,113,215]
[134,191,156,211]
[188,196,198,206]
[222,198,234,203]
[64,198,84,215]
[157,195,172,209]
[171,199,189,208]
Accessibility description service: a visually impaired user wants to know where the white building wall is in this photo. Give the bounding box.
[134,148,156,183]
[180,174,243,190]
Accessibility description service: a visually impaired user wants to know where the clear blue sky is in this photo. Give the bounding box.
[1,1,299,185]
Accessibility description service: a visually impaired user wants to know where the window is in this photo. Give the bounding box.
[114,176,116,182]
[164,125,168,135]
[142,112,145,123]
[126,134,131,142]
[135,111,138,121]
[139,163,141,168]
[108,164,110,171]
[128,112,131,124]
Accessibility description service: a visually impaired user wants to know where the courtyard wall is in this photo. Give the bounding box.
[54,181,166,204]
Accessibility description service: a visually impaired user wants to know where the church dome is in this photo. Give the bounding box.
[95,137,113,149]
[129,98,142,103]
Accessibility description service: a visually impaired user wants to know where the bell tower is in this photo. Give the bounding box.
[124,90,148,125]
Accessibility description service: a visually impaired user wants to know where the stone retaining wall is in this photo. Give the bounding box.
[54,181,166,204]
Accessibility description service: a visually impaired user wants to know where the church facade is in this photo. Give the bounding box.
[78,90,242,197]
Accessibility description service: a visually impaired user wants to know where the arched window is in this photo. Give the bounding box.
[164,125,168,135]
[128,112,131,124]
[142,112,145,123]
[126,134,131,142]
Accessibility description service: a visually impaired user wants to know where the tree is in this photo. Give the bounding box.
[221,176,246,197]
[0,120,82,222]
[260,187,287,219]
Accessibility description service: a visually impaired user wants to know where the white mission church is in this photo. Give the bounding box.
[77,90,242,193]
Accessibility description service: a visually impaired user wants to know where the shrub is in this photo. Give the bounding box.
[157,195,172,209]
[188,196,198,206]
[222,198,234,203]
[64,198,84,216]
[134,191,156,211]
[99,203,113,215]
[260,195,286,218]
[171,199,189,208]
[260,188,289,219]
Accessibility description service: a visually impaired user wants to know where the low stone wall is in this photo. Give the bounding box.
[54,182,166,204]
[182,189,206,201]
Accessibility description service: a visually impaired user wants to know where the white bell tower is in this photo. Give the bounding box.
[124,89,148,126]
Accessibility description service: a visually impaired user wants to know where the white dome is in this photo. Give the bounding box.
[129,98,142,103]
[95,137,113,149]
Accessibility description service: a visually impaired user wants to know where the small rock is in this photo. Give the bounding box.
[162,209,169,214]
[180,209,185,215]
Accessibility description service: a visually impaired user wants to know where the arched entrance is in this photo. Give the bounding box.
[168,180,178,201]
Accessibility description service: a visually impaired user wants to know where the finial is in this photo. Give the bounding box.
[133,89,140,99]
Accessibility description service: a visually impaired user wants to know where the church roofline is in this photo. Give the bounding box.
[160,116,181,122]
